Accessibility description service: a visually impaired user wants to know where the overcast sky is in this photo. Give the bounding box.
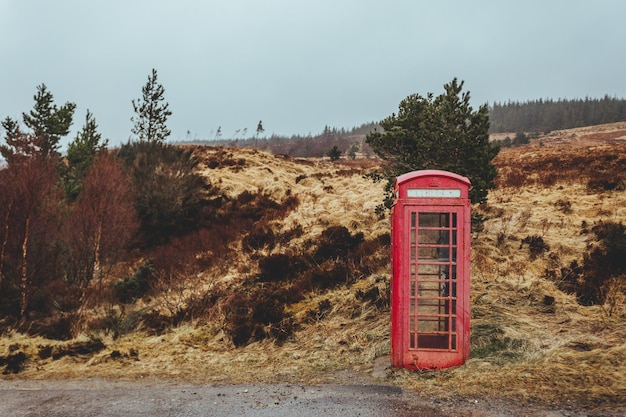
[1,0,625,148]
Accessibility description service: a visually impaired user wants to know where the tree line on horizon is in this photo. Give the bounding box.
[488,95,626,134]
[185,96,626,158]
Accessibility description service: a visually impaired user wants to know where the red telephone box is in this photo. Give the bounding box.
[390,170,471,370]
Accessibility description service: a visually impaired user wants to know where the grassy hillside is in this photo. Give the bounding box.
[1,123,625,411]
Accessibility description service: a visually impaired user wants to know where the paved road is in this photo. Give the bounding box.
[0,380,444,417]
[1,379,620,416]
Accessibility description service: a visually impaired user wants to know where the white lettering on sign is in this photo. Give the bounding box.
[407,189,461,198]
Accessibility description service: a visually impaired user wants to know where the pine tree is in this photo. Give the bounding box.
[366,78,499,208]
[255,120,264,148]
[326,145,342,161]
[0,118,37,165]
[63,110,109,200]
[1,84,75,163]
[131,69,172,143]
[22,84,76,158]
[67,110,108,177]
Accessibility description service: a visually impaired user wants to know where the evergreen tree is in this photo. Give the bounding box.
[131,69,172,143]
[63,110,109,200]
[0,118,37,165]
[1,84,75,163]
[22,84,76,158]
[366,78,499,208]
[256,120,264,137]
[326,145,342,161]
[254,120,264,148]
[67,110,108,176]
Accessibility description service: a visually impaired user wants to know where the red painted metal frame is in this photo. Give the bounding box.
[390,170,471,370]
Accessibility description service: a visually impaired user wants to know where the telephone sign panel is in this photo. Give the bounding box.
[390,170,471,370]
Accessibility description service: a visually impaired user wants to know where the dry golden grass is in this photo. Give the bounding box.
[2,127,625,411]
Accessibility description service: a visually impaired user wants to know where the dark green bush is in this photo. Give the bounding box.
[114,260,154,303]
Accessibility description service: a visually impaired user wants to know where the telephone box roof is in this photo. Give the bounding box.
[395,170,470,187]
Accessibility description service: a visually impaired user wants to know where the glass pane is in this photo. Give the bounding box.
[411,212,416,228]
[418,264,440,278]
[418,230,450,246]
[418,247,438,259]
[417,334,448,349]
[418,318,440,332]
[417,299,440,315]
[419,213,450,227]
[418,229,441,244]
[418,287,441,298]
[417,280,441,292]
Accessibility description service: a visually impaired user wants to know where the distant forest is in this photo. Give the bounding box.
[488,96,626,133]
[185,123,380,159]
[181,96,626,158]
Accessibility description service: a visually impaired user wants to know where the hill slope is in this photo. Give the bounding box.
[1,124,625,413]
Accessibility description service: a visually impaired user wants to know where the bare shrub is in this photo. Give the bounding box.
[581,221,626,306]
[305,299,333,323]
[0,350,27,374]
[601,276,626,317]
[537,171,557,187]
[277,223,304,246]
[543,259,583,297]
[220,288,294,347]
[355,284,389,309]
[25,313,75,341]
[218,296,245,344]
[496,214,513,247]
[257,253,307,282]
[544,221,626,307]
[520,235,550,260]
[587,172,625,192]
[95,304,154,340]
[499,167,526,188]
[306,260,352,290]
[516,208,533,230]
[314,225,364,261]
[554,198,573,214]
[242,224,277,252]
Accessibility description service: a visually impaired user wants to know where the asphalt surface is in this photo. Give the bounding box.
[0,380,442,417]
[1,379,622,416]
